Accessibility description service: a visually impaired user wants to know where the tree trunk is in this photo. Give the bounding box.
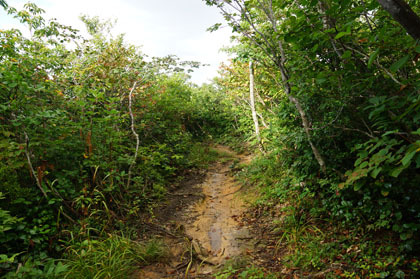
[127,81,139,188]
[287,94,327,173]
[0,0,7,9]
[275,40,327,173]
[217,0,326,172]
[377,0,420,41]
[249,61,264,152]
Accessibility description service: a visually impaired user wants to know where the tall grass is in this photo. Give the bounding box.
[187,144,225,169]
[64,235,167,279]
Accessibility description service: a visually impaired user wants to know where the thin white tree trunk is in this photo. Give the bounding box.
[249,61,264,152]
[127,81,139,188]
[218,0,325,172]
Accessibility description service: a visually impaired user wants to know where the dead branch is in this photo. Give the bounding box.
[24,131,47,198]
[127,81,139,188]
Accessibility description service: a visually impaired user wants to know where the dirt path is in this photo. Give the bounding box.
[136,146,254,278]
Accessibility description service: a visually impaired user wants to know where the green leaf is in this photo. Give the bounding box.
[401,149,417,166]
[368,49,379,68]
[335,31,350,39]
[390,165,406,177]
[415,45,420,53]
[393,224,401,232]
[371,167,382,178]
[342,50,352,59]
[381,190,389,197]
[359,150,369,159]
[354,157,364,166]
[400,232,412,240]
[377,148,389,156]
[354,182,363,191]
[54,262,68,274]
[416,154,420,168]
[390,55,409,72]
[359,161,368,168]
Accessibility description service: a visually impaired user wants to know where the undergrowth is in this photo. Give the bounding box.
[216,257,278,279]
[187,144,231,169]
[235,152,420,278]
[63,235,167,279]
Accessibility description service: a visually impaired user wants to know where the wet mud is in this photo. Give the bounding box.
[136,146,253,278]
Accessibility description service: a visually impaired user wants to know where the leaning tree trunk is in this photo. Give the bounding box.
[249,60,264,152]
[0,0,7,9]
[377,0,420,41]
[213,0,326,172]
[275,54,327,173]
[273,19,327,173]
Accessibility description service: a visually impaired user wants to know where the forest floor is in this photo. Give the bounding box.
[133,145,271,278]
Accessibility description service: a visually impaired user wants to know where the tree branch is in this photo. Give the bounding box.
[377,0,420,41]
[24,131,48,198]
[127,81,139,188]
[344,45,403,85]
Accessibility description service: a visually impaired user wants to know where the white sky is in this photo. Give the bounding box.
[0,0,232,84]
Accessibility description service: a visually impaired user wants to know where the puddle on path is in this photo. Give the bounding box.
[136,146,254,278]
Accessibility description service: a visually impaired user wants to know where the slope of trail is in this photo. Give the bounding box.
[137,146,254,278]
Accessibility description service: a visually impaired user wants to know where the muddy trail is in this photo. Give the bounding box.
[136,146,255,278]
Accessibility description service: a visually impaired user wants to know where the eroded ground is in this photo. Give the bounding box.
[136,146,254,278]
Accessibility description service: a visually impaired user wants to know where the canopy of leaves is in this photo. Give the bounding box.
[211,0,420,262]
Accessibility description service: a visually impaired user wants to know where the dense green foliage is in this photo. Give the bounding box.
[2,0,420,277]
[0,3,235,277]
[207,0,420,276]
